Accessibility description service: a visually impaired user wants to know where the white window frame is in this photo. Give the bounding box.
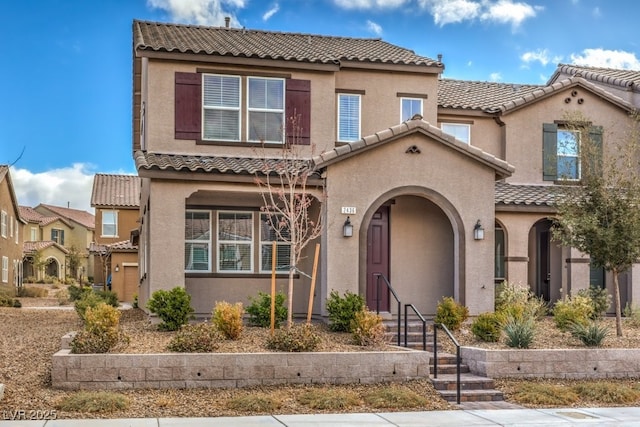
[337,94,361,142]
[9,215,13,238]
[400,97,423,122]
[51,228,65,245]
[217,211,253,273]
[185,210,211,273]
[1,211,6,238]
[247,76,285,144]
[441,123,471,144]
[101,210,118,237]
[15,219,18,244]
[30,227,37,241]
[1,256,8,283]
[557,129,581,181]
[202,74,242,142]
[259,213,292,273]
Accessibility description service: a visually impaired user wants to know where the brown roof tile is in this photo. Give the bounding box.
[36,204,95,230]
[438,79,543,112]
[495,182,557,207]
[91,174,141,208]
[550,64,640,90]
[23,241,69,254]
[133,20,441,69]
[18,206,70,227]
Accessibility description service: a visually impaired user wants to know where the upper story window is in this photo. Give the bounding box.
[441,123,470,144]
[51,228,64,245]
[1,210,6,238]
[30,227,38,241]
[338,94,361,142]
[15,219,18,244]
[248,77,284,143]
[401,98,423,122]
[203,74,241,141]
[102,210,118,237]
[9,215,13,238]
[543,123,602,181]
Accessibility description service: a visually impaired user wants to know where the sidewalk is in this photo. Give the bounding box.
[3,407,640,426]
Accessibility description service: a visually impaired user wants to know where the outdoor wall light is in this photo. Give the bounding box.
[473,220,484,240]
[115,264,120,272]
[343,216,353,237]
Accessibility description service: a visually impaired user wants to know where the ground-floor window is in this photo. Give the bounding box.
[2,256,8,283]
[495,224,505,282]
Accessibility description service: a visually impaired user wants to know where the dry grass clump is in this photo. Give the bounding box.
[227,394,283,412]
[362,385,429,409]
[297,389,361,410]
[573,381,640,404]
[55,391,130,413]
[508,381,579,406]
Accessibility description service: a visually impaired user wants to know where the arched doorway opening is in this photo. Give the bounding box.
[45,258,59,280]
[528,219,562,303]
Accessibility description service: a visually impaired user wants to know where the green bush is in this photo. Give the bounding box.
[434,296,469,331]
[577,285,611,319]
[326,290,365,332]
[68,284,92,301]
[75,292,105,321]
[95,290,119,307]
[624,302,640,327]
[504,316,535,348]
[552,294,593,332]
[495,281,547,321]
[0,294,21,308]
[146,287,194,331]
[351,309,386,347]
[167,323,221,352]
[71,303,122,353]
[212,301,244,340]
[471,312,504,342]
[246,291,287,328]
[570,321,609,347]
[266,323,321,352]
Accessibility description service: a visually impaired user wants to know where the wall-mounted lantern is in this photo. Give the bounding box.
[343,216,353,237]
[114,264,120,272]
[473,220,484,240]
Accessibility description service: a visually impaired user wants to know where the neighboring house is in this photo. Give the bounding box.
[131,20,640,319]
[0,166,25,287]
[90,174,141,302]
[30,204,95,282]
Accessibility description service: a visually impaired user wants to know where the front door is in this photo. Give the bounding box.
[538,230,551,302]
[366,206,390,311]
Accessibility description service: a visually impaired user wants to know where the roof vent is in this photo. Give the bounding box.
[437,53,443,63]
[224,16,230,28]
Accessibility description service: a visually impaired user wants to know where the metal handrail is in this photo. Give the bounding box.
[374,273,401,347]
[433,323,461,405]
[404,304,427,351]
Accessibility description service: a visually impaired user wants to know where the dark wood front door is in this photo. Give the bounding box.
[538,230,551,302]
[366,206,390,311]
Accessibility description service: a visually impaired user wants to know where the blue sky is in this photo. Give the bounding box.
[2,0,639,212]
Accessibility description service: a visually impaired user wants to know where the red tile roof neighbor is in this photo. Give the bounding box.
[37,204,95,230]
[18,206,72,227]
[23,241,69,254]
[91,174,141,208]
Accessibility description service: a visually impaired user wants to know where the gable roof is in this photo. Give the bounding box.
[36,204,95,230]
[133,20,442,71]
[312,117,514,179]
[548,64,640,92]
[91,174,141,208]
[19,206,73,228]
[0,165,26,223]
[23,240,69,254]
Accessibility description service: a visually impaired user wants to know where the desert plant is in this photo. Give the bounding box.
[167,323,221,352]
[570,321,610,347]
[212,301,244,340]
[0,294,20,308]
[512,381,579,405]
[471,312,505,342]
[132,293,139,309]
[351,309,386,347]
[326,290,365,332]
[624,302,640,327]
[434,296,469,331]
[55,391,130,413]
[297,389,360,410]
[71,303,122,353]
[68,284,92,301]
[246,291,287,328]
[577,285,611,319]
[495,281,547,321]
[504,316,535,348]
[74,291,105,321]
[17,286,48,298]
[56,288,70,305]
[573,381,640,403]
[266,323,321,352]
[227,394,282,412]
[146,287,195,331]
[362,386,428,409]
[95,290,119,307]
[552,294,593,331]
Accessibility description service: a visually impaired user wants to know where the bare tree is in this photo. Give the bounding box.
[254,115,324,328]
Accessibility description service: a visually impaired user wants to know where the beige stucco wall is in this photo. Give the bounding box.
[437,113,502,158]
[95,208,139,244]
[0,176,22,285]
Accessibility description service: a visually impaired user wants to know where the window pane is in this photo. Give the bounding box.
[441,123,470,144]
[248,78,283,109]
[204,75,240,108]
[261,244,291,271]
[401,98,422,122]
[338,94,360,141]
[557,130,579,155]
[185,242,209,271]
[249,111,283,142]
[558,156,579,179]
[203,109,240,140]
[495,227,505,279]
[260,214,290,241]
[218,212,252,241]
[185,211,210,240]
[219,243,251,271]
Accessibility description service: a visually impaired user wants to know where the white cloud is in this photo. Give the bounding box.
[569,49,640,70]
[263,3,280,21]
[419,0,480,26]
[489,72,502,82]
[418,0,539,28]
[521,48,551,66]
[366,20,383,36]
[11,164,97,213]
[333,0,409,9]
[480,0,541,29]
[147,0,246,26]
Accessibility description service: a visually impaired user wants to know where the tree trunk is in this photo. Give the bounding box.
[613,268,623,337]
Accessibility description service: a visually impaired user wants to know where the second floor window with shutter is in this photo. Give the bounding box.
[51,228,65,245]
[338,94,361,142]
[203,74,241,141]
[248,77,284,143]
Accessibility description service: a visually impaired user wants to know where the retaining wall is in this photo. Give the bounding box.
[461,347,640,379]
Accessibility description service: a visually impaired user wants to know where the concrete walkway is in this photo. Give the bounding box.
[3,407,640,426]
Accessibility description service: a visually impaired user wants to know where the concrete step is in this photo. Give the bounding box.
[430,364,470,375]
[431,374,495,391]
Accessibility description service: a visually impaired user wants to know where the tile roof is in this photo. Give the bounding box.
[549,64,640,91]
[23,241,69,254]
[18,206,71,227]
[91,174,141,208]
[134,151,315,177]
[133,20,442,69]
[313,117,514,179]
[492,182,583,208]
[438,79,543,112]
[90,241,138,254]
[36,204,95,230]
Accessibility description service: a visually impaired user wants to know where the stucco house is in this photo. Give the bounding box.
[132,19,640,319]
[90,173,141,302]
[0,166,25,287]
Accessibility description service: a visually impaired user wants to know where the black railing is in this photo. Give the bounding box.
[374,273,401,347]
[433,323,461,405]
[404,304,427,351]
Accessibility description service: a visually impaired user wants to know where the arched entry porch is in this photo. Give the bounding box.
[528,218,562,303]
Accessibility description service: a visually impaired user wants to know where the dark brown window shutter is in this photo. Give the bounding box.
[175,72,201,140]
[285,79,311,145]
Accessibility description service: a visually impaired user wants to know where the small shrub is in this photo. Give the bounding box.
[0,294,21,308]
[573,381,640,404]
[512,381,579,406]
[74,291,105,321]
[146,287,195,331]
[227,394,282,412]
[56,288,70,305]
[132,293,139,309]
[504,316,535,348]
[577,285,611,319]
[95,290,119,307]
[495,281,547,321]
[68,284,92,301]
[570,321,609,347]
[297,389,360,410]
[212,301,244,340]
[326,290,365,332]
[351,309,386,347]
[362,386,428,409]
[266,323,321,352]
[471,312,504,342]
[12,298,21,308]
[552,294,593,331]
[56,391,130,413]
[434,297,469,331]
[71,303,122,353]
[624,302,640,327]
[167,323,221,352]
[246,291,287,328]
[17,286,48,298]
